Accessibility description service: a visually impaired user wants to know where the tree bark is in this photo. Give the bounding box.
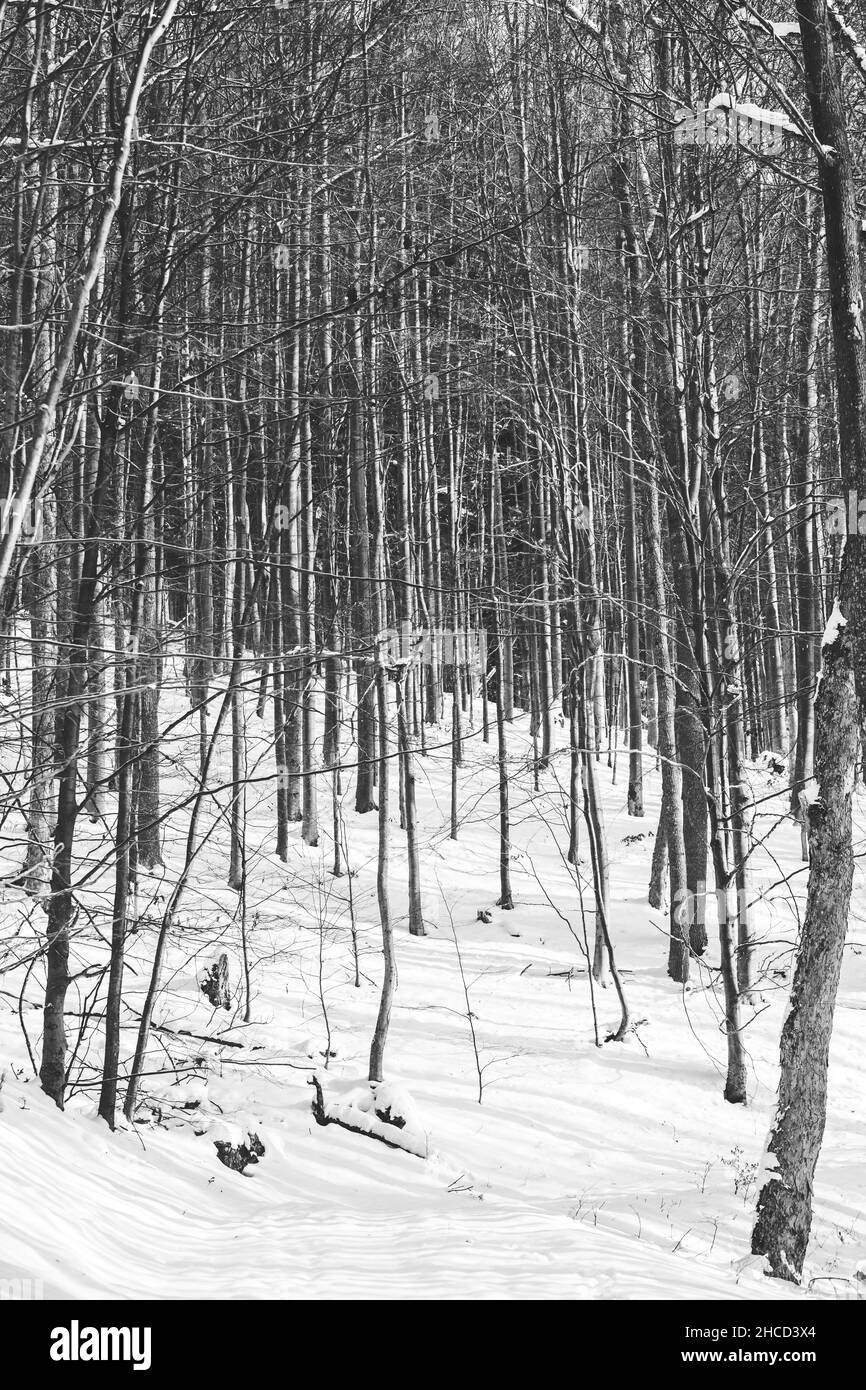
[753,0,866,1280]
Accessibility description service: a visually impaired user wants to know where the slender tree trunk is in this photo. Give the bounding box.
[368,664,395,1082]
[397,672,424,936]
[791,207,823,813]
[491,602,513,910]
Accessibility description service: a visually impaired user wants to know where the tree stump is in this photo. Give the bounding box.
[214,1133,264,1173]
[200,953,230,1009]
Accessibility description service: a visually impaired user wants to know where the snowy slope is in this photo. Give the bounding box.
[1,661,864,1299]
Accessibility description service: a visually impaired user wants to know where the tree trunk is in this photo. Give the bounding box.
[368,664,395,1082]
[397,672,424,936]
[753,0,866,1281]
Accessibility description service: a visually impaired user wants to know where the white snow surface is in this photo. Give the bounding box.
[1,653,865,1300]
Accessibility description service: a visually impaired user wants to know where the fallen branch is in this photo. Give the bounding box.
[140,1017,246,1049]
[308,1075,427,1158]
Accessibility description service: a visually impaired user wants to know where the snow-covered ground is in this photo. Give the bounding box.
[1,661,864,1299]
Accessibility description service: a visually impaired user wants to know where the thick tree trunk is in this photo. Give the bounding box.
[753,0,866,1280]
[752,633,857,1273]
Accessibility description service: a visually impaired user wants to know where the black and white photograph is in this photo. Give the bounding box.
[0,0,864,1341]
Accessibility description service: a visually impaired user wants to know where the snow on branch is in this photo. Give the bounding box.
[733,7,799,40]
[561,0,600,39]
[827,0,866,86]
[726,5,834,160]
[709,91,799,134]
[672,94,802,156]
[309,1074,429,1158]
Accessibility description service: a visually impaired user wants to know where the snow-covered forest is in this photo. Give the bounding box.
[1,0,865,1306]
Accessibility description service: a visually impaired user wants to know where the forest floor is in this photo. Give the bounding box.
[1,660,864,1299]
